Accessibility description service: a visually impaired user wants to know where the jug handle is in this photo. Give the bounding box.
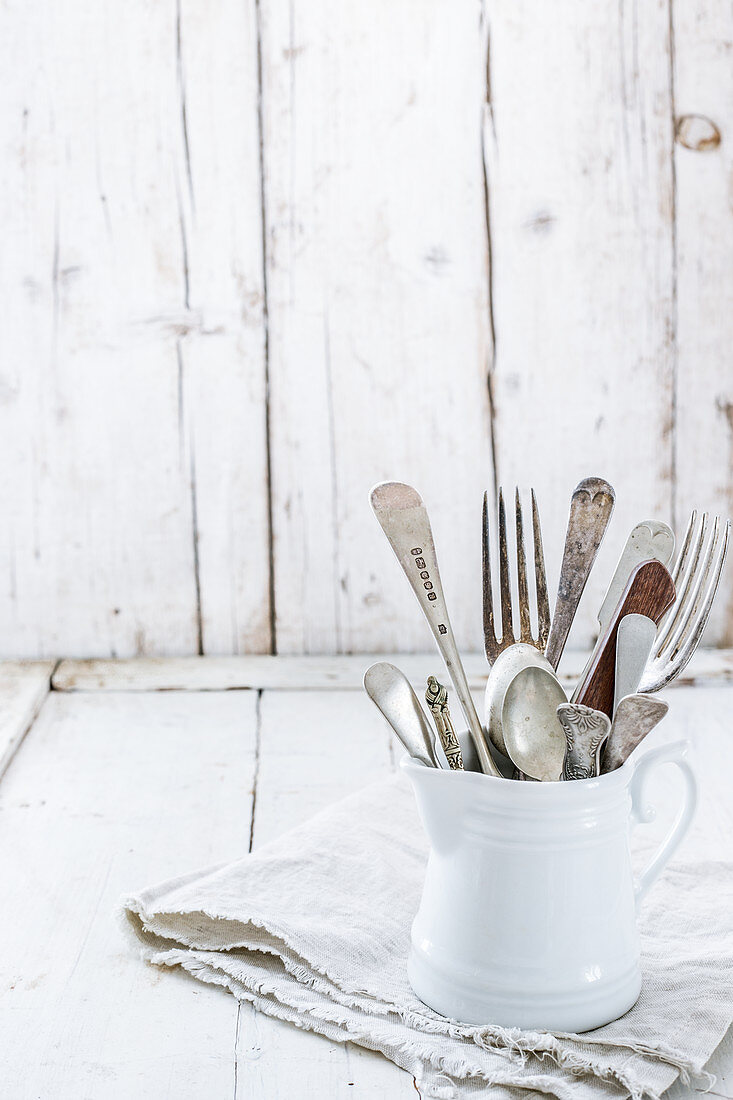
[629,740,697,911]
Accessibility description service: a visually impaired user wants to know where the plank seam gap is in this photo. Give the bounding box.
[323,307,343,651]
[174,7,201,653]
[248,689,263,852]
[175,0,195,211]
[255,0,277,656]
[667,0,679,534]
[233,1000,242,1099]
[190,425,204,656]
[481,11,499,502]
[0,660,59,783]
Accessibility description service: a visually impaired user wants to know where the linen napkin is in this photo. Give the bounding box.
[123,774,733,1100]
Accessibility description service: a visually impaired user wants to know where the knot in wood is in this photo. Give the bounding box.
[675,114,721,152]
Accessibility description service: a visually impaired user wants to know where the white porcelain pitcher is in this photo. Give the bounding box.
[403,740,696,1033]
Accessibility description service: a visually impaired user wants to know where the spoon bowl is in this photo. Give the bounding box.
[501,665,567,781]
[363,662,439,768]
[484,643,556,757]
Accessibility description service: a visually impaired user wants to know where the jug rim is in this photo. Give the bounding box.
[399,746,637,792]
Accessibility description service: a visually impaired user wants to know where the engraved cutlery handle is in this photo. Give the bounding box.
[425,676,464,770]
[370,482,499,776]
[557,703,610,781]
[545,477,615,670]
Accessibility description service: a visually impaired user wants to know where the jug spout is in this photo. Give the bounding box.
[401,758,465,856]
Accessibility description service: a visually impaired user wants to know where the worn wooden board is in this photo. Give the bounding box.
[483,0,677,662]
[260,0,494,656]
[672,0,733,645]
[0,690,258,1097]
[52,648,733,693]
[0,1,732,661]
[0,0,269,659]
[0,668,731,1095]
[0,660,55,779]
[235,689,416,1097]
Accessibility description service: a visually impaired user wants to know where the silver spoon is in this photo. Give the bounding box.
[370,481,500,777]
[601,693,669,773]
[363,662,439,768]
[557,703,611,780]
[501,664,567,781]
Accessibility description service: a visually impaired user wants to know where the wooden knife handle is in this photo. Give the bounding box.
[574,559,675,717]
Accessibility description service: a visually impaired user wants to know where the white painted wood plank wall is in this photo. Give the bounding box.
[0,1,730,658]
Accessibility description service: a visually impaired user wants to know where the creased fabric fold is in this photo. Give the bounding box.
[123,774,732,1099]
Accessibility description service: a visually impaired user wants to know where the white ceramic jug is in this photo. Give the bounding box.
[403,740,696,1033]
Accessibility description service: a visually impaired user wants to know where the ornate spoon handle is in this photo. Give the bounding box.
[425,676,464,770]
[557,703,611,781]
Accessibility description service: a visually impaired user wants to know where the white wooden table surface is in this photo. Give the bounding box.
[1,653,731,1099]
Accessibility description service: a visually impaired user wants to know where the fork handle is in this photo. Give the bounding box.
[370,482,500,776]
[573,559,675,717]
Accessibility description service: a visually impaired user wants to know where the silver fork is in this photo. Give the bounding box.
[483,487,551,663]
[638,510,730,692]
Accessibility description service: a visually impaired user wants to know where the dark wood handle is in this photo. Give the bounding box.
[575,559,675,717]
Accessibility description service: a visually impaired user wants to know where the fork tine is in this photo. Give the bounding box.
[641,519,730,691]
[531,488,551,649]
[498,488,514,645]
[670,509,697,588]
[655,511,708,651]
[515,489,532,643]
[482,490,499,662]
[666,515,720,661]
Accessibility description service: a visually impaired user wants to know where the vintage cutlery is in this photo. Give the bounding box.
[484,642,557,757]
[601,694,669,773]
[574,519,675,692]
[573,559,676,717]
[545,477,616,669]
[501,664,567,781]
[482,487,550,664]
[370,482,500,776]
[363,662,439,769]
[425,676,464,770]
[613,613,657,714]
[638,512,730,692]
[557,703,611,781]
[596,521,675,635]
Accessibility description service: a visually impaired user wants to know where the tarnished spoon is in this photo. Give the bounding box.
[501,665,568,781]
[557,703,611,780]
[363,662,439,769]
[545,477,616,669]
[370,481,500,776]
[601,694,669,773]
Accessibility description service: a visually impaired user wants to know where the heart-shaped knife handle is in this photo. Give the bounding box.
[573,559,675,717]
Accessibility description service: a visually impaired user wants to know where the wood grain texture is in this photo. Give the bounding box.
[0,660,55,778]
[672,0,733,644]
[0,1,269,659]
[50,647,733,693]
[0,690,258,1097]
[0,666,731,1095]
[575,560,676,715]
[260,0,494,655]
[482,0,678,660]
[0,2,731,658]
